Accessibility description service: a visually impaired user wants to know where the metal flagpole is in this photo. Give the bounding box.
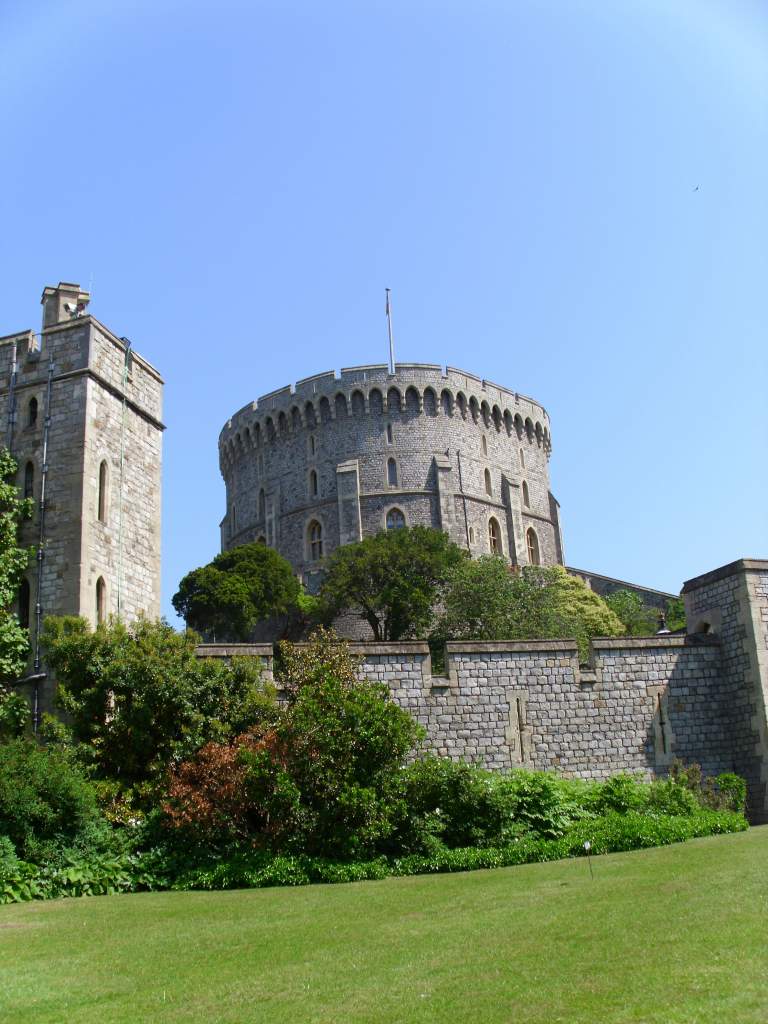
[385,288,395,374]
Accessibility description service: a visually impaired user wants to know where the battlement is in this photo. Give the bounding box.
[219,363,551,464]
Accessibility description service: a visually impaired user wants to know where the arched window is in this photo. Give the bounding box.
[258,488,266,521]
[522,481,530,507]
[27,397,38,428]
[387,458,398,488]
[386,507,406,531]
[98,461,108,522]
[18,578,30,630]
[308,434,316,457]
[469,526,475,544]
[308,520,323,561]
[484,468,492,496]
[309,469,318,497]
[520,448,525,469]
[481,435,487,456]
[489,517,502,555]
[23,461,34,500]
[96,577,106,624]
[386,423,393,445]
[526,528,540,565]
[256,535,266,545]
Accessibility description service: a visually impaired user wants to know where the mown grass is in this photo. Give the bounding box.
[1,828,766,1024]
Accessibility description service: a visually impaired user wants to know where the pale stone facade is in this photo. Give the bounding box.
[0,283,163,717]
[218,364,564,588]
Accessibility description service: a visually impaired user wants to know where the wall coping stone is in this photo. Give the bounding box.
[593,635,721,650]
[682,558,768,593]
[445,639,579,653]
[196,644,273,658]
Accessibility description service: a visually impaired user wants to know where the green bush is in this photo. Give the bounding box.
[0,739,107,863]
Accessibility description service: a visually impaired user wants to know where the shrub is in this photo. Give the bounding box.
[164,633,424,859]
[42,616,274,789]
[0,739,107,862]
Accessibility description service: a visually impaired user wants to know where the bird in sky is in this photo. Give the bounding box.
[693,185,700,191]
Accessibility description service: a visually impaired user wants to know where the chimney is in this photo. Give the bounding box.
[41,282,91,329]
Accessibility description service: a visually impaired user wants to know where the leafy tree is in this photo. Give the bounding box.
[665,596,687,632]
[172,542,302,642]
[0,448,33,687]
[437,559,624,660]
[319,526,466,641]
[41,616,275,788]
[165,630,424,858]
[603,589,657,636]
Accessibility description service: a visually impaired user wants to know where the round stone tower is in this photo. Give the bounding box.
[218,363,563,586]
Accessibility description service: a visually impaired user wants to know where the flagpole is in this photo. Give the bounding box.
[385,288,395,374]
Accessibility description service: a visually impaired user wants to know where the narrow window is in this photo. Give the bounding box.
[18,578,30,630]
[96,577,106,624]
[308,520,323,561]
[387,458,398,487]
[309,434,316,456]
[98,461,108,522]
[309,469,318,497]
[386,507,406,530]
[24,461,34,500]
[526,528,540,565]
[489,517,502,555]
[520,448,525,470]
[481,435,487,456]
[522,481,530,507]
[386,423,393,445]
[231,505,237,532]
[27,397,38,427]
[484,468,492,496]
[258,488,266,521]
[469,526,475,544]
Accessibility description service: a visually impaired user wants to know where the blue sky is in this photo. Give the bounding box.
[2,0,766,622]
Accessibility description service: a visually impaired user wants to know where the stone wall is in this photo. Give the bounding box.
[218,364,563,582]
[198,559,768,820]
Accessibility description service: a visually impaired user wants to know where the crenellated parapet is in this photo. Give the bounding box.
[218,363,552,473]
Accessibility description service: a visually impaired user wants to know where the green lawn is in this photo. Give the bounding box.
[1,829,766,1024]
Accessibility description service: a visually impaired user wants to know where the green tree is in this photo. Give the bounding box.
[603,589,657,636]
[437,559,624,660]
[0,448,33,686]
[172,542,302,641]
[319,526,466,641]
[41,616,275,788]
[665,596,686,632]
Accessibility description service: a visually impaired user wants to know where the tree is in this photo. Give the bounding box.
[41,616,275,788]
[0,448,33,686]
[665,596,687,632]
[172,542,302,641]
[437,559,624,660]
[319,526,466,641]
[603,589,657,636]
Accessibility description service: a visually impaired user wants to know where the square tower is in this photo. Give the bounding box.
[0,283,164,713]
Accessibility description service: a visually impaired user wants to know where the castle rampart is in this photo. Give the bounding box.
[198,558,768,820]
[218,364,562,591]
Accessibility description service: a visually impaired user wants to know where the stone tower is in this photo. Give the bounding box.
[0,283,164,718]
[219,363,563,592]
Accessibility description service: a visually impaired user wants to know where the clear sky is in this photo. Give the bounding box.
[2,0,766,623]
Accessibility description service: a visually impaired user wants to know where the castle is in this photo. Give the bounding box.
[219,365,563,595]
[2,285,767,821]
[0,283,163,720]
